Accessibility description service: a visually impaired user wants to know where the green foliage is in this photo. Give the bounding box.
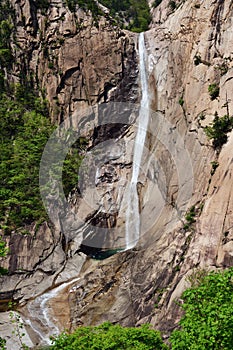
[153,0,163,8]
[100,0,151,32]
[0,237,8,275]
[0,238,7,257]
[183,205,196,230]
[210,160,219,175]
[185,205,196,223]
[0,266,8,275]
[65,0,151,32]
[169,0,176,11]
[0,99,54,231]
[51,322,168,350]
[194,54,202,66]
[66,0,102,16]
[36,0,50,11]
[0,87,83,233]
[62,140,86,197]
[48,61,54,69]
[0,1,15,91]
[0,5,83,233]
[0,336,6,350]
[204,112,233,149]
[178,96,184,107]
[208,83,219,100]
[215,62,228,76]
[170,268,233,349]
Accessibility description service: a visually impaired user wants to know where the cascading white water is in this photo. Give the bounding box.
[25,277,80,345]
[125,32,150,249]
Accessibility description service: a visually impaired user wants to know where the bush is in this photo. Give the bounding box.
[51,322,168,350]
[183,205,196,231]
[0,336,6,350]
[194,54,202,66]
[169,0,176,11]
[0,238,7,257]
[204,112,233,149]
[178,96,184,107]
[0,237,8,276]
[208,83,219,100]
[170,268,233,349]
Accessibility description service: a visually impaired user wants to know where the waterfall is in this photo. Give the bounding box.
[125,32,150,250]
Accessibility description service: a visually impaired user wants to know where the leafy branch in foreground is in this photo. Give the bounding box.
[170,267,233,349]
[50,322,168,349]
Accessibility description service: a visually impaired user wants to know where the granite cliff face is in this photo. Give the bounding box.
[0,0,233,348]
[65,0,233,335]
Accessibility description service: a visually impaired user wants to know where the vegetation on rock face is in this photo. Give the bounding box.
[0,0,14,90]
[0,239,7,258]
[0,98,54,231]
[208,83,219,100]
[66,0,102,18]
[65,0,151,32]
[0,2,85,236]
[35,0,50,14]
[50,322,168,350]
[0,91,84,234]
[0,237,8,275]
[170,268,233,349]
[152,0,163,8]
[0,336,6,350]
[183,205,196,230]
[169,0,177,11]
[204,112,233,149]
[99,0,151,32]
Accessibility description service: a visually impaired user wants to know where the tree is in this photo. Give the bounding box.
[170,268,233,349]
[51,322,168,350]
[204,112,233,149]
[0,238,7,257]
[0,237,8,275]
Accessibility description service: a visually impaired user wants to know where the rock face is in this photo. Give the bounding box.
[12,0,138,122]
[0,1,138,346]
[1,0,233,347]
[67,0,233,335]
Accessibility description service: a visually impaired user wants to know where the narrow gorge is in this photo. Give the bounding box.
[0,0,233,348]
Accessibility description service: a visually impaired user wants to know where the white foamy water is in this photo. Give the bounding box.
[125,32,150,249]
[25,277,80,345]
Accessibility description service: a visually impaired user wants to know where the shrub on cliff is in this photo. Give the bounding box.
[170,268,233,349]
[50,322,168,349]
[204,112,233,149]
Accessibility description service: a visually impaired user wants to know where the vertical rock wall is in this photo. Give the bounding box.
[1,0,233,346]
